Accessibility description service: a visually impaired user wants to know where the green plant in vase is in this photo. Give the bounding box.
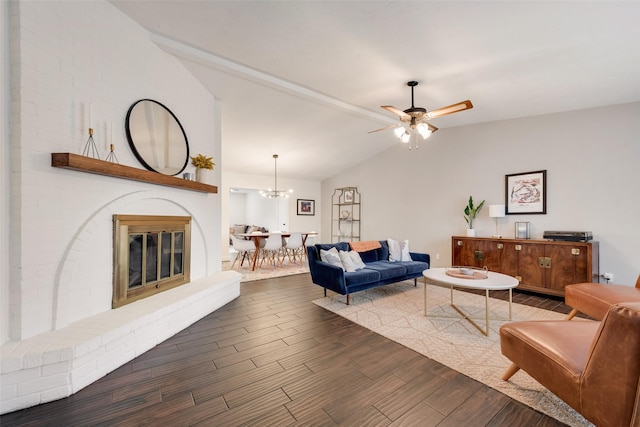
[463,196,485,236]
[191,154,215,170]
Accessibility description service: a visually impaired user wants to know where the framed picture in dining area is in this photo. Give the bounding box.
[297,199,315,216]
[505,170,547,214]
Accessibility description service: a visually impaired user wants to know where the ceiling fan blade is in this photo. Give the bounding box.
[427,100,473,119]
[381,105,410,119]
[427,122,438,133]
[367,124,398,134]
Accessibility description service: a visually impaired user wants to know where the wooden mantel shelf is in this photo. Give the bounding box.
[51,153,218,194]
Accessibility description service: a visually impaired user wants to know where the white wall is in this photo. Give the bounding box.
[244,192,288,231]
[229,192,248,225]
[1,0,11,345]
[322,102,640,285]
[5,1,221,341]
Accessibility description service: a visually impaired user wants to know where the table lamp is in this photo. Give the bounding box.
[489,204,505,238]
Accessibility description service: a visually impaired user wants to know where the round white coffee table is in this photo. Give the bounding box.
[423,268,519,336]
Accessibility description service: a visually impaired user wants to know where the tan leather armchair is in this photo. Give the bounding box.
[500,302,640,427]
[565,275,640,320]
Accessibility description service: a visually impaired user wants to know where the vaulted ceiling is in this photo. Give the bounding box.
[112,1,640,181]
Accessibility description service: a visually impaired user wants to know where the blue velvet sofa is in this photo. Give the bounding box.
[307,241,430,304]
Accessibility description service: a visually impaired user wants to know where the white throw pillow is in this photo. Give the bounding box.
[339,250,357,272]
[387,238,401,262]
[320,247,344,270]
[348,250,366,270]
[400,239,411,261]
[388,238,412,262]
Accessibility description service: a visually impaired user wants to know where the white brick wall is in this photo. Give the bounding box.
[1,272,241,414]
[2,0,229,414]
[1,0,11,346]
[9,0,222,337]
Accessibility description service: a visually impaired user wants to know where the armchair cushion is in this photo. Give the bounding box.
[500,320,599,410]
[565,275,640,320]
[500,302,640,427]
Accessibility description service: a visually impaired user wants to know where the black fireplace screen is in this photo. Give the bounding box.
[128,231,184,288]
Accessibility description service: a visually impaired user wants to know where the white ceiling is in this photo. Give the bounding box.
[111,1,640,181]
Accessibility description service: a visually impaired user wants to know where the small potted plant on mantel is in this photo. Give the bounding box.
[463,196,485,237]
[191,154,215,183]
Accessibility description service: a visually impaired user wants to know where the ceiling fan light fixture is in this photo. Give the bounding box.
[393,126,406,138]
[416,123,432,139]
[370,81,472,148]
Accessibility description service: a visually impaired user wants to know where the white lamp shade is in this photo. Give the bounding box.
[416,123,432,139]
[489,204,506,218]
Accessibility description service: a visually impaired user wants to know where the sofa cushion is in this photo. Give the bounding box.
[344,269,381,288]
[364,261,407,281]
[320,247,344,270]
[388,238,411,262]
[396,260,429,276]
[378,240,390,261]
[339,250,366,272]
[316,242,350,253]
[348,250,366,270]
[339,250,357,272]
[359,248,379,263]
[233,224,247,235]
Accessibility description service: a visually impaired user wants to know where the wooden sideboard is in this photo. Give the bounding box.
[451,236,599,297]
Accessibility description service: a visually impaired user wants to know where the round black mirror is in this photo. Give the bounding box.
[125,99,189,176]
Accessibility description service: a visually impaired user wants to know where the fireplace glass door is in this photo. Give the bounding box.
[128,231,184,289]
[114,215,191,308]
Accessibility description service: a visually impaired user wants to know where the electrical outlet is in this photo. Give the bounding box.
[436,254,440,260]
[603,273,613,281]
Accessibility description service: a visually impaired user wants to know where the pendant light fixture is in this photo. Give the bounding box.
[260,154,293,198]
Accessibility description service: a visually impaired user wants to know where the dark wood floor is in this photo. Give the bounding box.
[1,273,577,426]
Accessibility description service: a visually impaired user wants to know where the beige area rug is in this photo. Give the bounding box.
[222,258,309,282]
[313,281,593,427]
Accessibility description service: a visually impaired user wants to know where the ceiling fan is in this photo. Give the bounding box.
[370,81,473,149]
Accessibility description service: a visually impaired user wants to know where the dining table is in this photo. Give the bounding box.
[235,231,317,271]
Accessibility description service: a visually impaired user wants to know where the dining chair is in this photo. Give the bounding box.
[284,232,304,264]
[260,232,283,267]
[251,230,266,248]
[303,234,315,261]
[230,235,256,269]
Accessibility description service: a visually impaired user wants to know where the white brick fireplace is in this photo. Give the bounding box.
[1,1,240,414]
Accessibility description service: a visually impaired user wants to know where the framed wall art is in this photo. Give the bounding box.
[297,199,315,216]
[505,170,547,214]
